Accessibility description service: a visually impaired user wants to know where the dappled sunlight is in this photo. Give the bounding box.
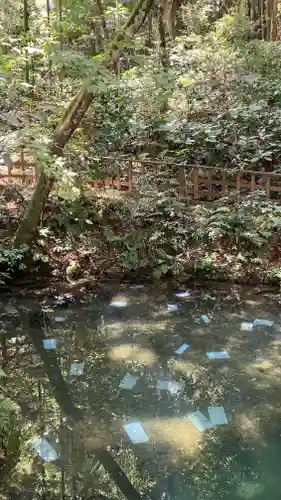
[234,411,263,444]
[108,344,156,365]
[169,358,201,377]
[143,416,203,457]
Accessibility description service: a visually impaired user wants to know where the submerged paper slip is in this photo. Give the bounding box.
[119,374,139,390]
[33,437,58,462]
[175,343,190,355]
[124,421,149,444]
[43,339,56,349]
[167,304,178,312]
[240,322,253,332]
[253,319,273,327]
[55,316,66,322]
[188,411,213,432]
[110,300,128,308]
[201,315,210,323]
[175,291,191,298]
[208,406,228,425]
[70,363,84,376]
[156,379,184,395]
[207,351,230,359]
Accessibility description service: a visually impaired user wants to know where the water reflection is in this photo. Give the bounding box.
[1,285,281,499]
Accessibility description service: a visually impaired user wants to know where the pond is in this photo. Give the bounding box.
[1,283,281,500]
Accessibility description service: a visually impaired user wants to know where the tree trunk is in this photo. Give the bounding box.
[14,86,94,247]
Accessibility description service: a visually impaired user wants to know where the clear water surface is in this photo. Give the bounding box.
[1,283,281,500]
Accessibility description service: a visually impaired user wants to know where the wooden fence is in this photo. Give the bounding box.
[1,153,281,201]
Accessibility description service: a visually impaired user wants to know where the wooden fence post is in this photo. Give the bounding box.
[128,161,133,192]
[193,166,199,200]
[207,169,212,200]
[250,174,255,192]
[178,165,187,199]
[266,176,271,199]
[20,148,25,184]
[236,170,241,202]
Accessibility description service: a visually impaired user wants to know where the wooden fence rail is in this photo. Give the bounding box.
[1,153,281,201]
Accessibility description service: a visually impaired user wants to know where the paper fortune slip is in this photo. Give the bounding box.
[207,351,230,359]
[188,411,213,432]
[156,379,184,395]
[43,339,56,349]
[253,319,273,327]
[201,314,211,323]
[33,437,58,462]
[110,300,128,308]
[124,421,149,444]
[119,374,139,390]
[175,343,190,355]
[70,363,84,376]
[240,322,253,331]
[175,291,191,298]
[54,316,66,322]
[167,304,178,312]
[208,406,228,425]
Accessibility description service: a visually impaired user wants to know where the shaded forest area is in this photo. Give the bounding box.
[2,0,281,284]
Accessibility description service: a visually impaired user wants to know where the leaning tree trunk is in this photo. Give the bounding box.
[14,0,154,248]
[14,86,94,247]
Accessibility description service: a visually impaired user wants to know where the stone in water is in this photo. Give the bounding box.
[124,421,149,444]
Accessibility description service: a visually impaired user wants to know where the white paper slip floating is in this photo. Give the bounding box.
[110,300,128,308]
[33,437,58,462]
[119,374,139,390]
[167,304,178,312]
[207,351,230,359]
[253,318,273,327]
[124,421,149,444]
[240,322,253,331]
[175,343,190,355]
[201,315,210,323]
[54,316,66,322]
[43,339,56,349]
[188,411,213,432]
[70,363,84,376]
[156,379,185,395]
[208,406,228,425]
[175,291,191,298]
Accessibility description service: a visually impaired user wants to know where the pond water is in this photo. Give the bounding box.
[1,283,281,500]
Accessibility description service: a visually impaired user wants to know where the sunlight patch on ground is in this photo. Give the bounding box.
[234,411,262,443]
[143,416,203,456]
[108,344,156,365]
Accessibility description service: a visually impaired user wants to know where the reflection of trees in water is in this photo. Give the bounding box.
[1,294,281,500]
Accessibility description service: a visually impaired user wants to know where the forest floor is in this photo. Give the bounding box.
[1,185,281,293]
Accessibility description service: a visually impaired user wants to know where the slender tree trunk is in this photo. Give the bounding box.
[23,0,29,83]
[14,0,154,249]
